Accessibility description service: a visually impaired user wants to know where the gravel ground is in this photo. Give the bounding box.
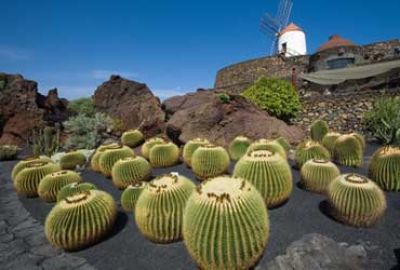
[1,143,399,270]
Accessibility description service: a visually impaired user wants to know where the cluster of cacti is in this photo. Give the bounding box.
[182,138,210,166]
[45,190,117,250]
[11,156,53,181]
[191,144,230,180]
[233,150,292,208]
[120,182,147,212]
[247,139,287,159]
[149,142,180,168]
[310,119,329,142]
[99,145,135,177]
[327,173,386,227]
[295,140,331,168]
[141,137,165,159]
[13,160,60,197]
[59,151,87,170]
[28,126,60,157]
[135,173,195,243]
[0,145,19,161]
[57,182,97,202]
[90,143,119,172]
[300,159,340,194]
[333,134,364,167]
[38,170,82,202]
[368,146,400,191]
[183,176,269,270]
[228,136,252,161]
[274,136,291,152]
[322,132,341,155]
[111,156,151,189]
[121,129,144,148]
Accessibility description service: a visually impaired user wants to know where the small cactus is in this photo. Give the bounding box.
[395,129,400,145]
[120,182,147,212]
[57,182,97,202]
[295,140,331,168]
[135,173,195,243]
[233,150,292,208]
[247,139,287,159]
[191,144,230,180]
[11,156,53,181]
[368,146,400,191]
[149,142,180,168]
[90,143,119,172]
[13,160,60,197]
[228,135,252,161]
[38,170,82,202]
[111,156,151,189]
[310,119,329,142]
[183,176,269,270]
[141,137,165,159]
[322,132,341,156]
[182,138,210,166]
[99,144,135,177]
[121,129,144,148]
[60,151,86,170]
[300,159,340,194]
[45,190,117,250]
[333,134,364,167]
[0,145,19,161]
[274,136,291,151]
[327,173,386,227]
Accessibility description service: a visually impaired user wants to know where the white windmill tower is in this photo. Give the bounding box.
[261,0,307,57]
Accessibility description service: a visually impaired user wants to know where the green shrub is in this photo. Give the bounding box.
[28,126,60,157]
[217,92,230,103]
[242,77,301,121]
[67,97,96,117]
[362,97,400,144]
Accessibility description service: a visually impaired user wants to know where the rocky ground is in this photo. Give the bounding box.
[0,143,399,270]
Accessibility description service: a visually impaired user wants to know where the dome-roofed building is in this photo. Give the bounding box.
[278,23,307,57]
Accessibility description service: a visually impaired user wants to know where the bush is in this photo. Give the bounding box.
[217,92,230,104]
[242,77,301,121]
[362,97,400,144]
[28,126,60,157]
[67,97,96,117]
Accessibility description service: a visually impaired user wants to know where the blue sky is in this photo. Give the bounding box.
[1,0,399,100]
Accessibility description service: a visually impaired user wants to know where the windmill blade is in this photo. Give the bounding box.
[260,19,279,37]
[277,0,293,28]
[261,13,280,31]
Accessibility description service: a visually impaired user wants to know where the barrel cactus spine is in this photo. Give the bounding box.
[182,138,210,167]
[333,134,364,167]
[246,139,287,159]
[141,137,165,159]
[191,144,230,180]
[295,140,331,168]
[228,135,252,161]
[274,136,291,152]
[183,176,269,270]
[135,173,195,243]
[120,182,147,212]
[327,173,386,227]
[300,159,340,194]
[60,151,87,170]
[149,142,180,168]
[99,144,135,177]
[233,150,293,208]
[57,182,97,202]
[368,146,400,191]
[38,170,82,202]
[350,132,366,151]
[310,119,329,142]
[111,156,151,189]
[121,129,144,148]
[45,190,117,250]
[322,132,341,156]
[90,143,119,172]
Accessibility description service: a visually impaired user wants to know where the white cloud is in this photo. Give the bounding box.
[91,69,139,80]
[153,86,186,100]
[0,46,31,61]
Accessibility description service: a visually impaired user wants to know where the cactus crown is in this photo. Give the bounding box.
[235,135,250,141]
[63,191,92,205]
[127,182,147,190]
[147,173,185,194]
[26,160,50,168]
[341,173,371,186]
[379,146,400,156]
[312,158,329,164]
[190,138,209,143]
[245,149,278,160]
[50,170,70,177]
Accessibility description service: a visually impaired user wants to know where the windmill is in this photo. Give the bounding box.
[261,0,294,55]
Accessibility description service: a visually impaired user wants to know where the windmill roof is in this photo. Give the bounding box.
[318,35,356,52]
[279,23,303,36]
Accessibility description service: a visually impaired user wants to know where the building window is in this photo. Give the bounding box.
[327,57,355,70]
[282,43,287,54]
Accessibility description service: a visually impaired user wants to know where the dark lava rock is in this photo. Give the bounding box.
[93,75,165,137]
[163,90,305,147]
[0,73,69,146]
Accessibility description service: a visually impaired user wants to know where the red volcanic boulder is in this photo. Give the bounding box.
[94,75,165,137]
[164,91,305,147]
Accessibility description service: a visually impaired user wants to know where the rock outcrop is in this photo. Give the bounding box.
[163,90,305,146]
[0,73,69,146]
[93,75,165,137]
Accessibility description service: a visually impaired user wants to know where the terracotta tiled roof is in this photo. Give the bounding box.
[279,23,303,36]
[318,35,356,52]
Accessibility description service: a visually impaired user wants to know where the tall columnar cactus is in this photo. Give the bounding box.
[11,156,53,181]
[228,136,252,161]
[368,146,400,191]
[333,134,364,167]
[99,145,135,177]
[183,176,269,270]
[45,190,117,250]
[295,140,331,168]
[59,151,87,170]
[327,173,386,227]
[135,173,195,243]
[57,182,97,202]
[90,143,119,172]
[182,138,210,167]
[121,129,144,148]
[141,137,165,159]
[13,161,59,197]
[300,159,340,194]
[111,156,151,189]
[274,136,291,152]
[322,132,341,156]
[310,119,329,142]
[149,142,180,168]
[247,139,287,159]
[191,144,230,180]
[120,182,147,212]
[233,150,292,208]
[38,170,82,202]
